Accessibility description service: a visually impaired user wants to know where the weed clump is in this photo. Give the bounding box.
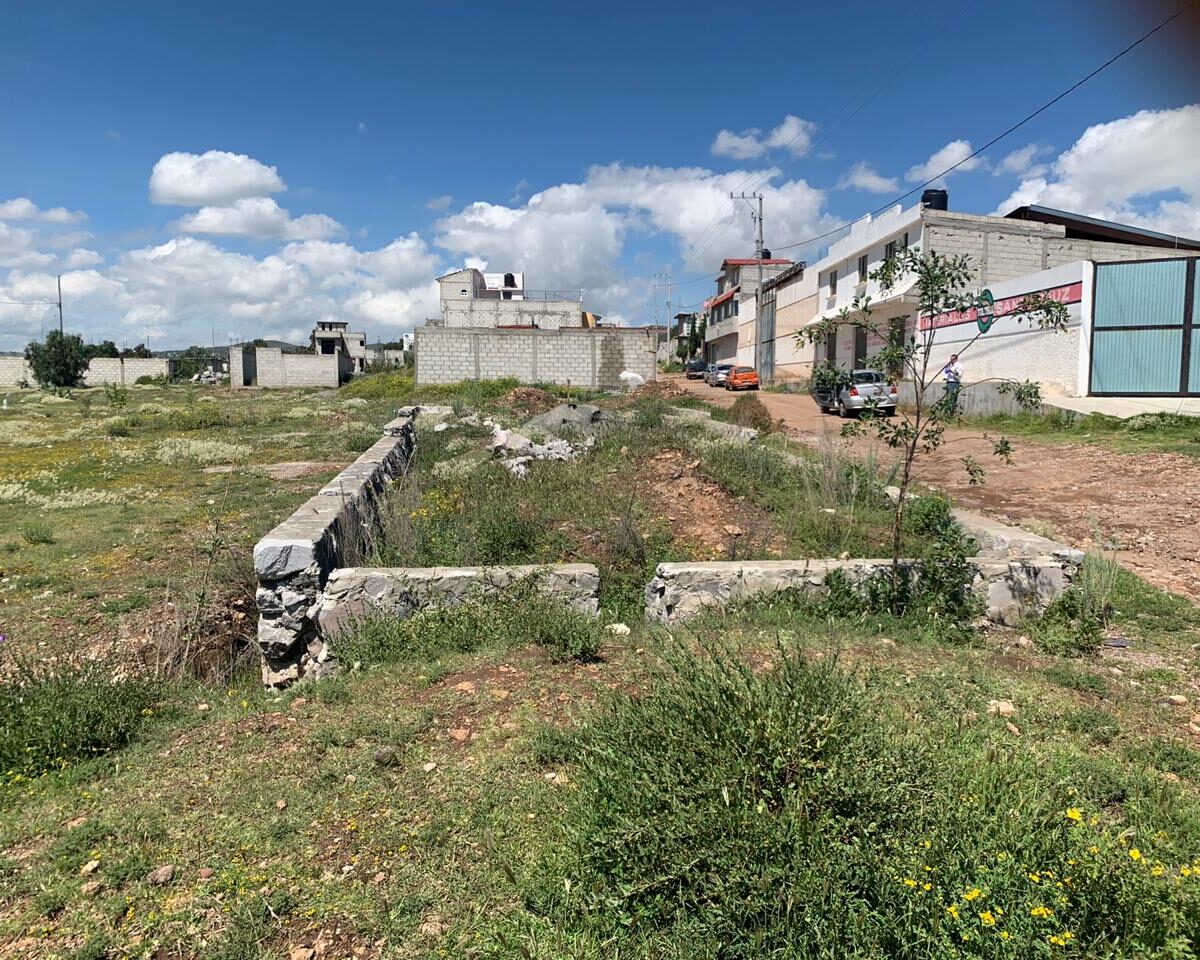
[0,657,161,781]
[727,393,775,433]
[524,638,1200,957]
[155,438,251,466]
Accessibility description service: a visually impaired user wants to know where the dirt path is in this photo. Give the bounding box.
[669,375,1200,603]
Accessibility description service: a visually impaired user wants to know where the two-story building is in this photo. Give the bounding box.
[311,320,368,374]
[702,257,792,364]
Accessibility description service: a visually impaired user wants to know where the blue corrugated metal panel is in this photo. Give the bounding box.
[1189,341,1200,394]
[1094,260,1186,328]
[1091,329,1182,393]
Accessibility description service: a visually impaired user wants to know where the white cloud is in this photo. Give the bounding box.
[992,105,1200,237]
[357,121,368,134]
[995,143,1049,178]
[175,197,343,240]
[149,150,286,206]
[711,115,818,159]
[63,249,103,269]
[0,197,86,223]
[836,161,900,194]
[905,139,983,184]
[426,194,454,212]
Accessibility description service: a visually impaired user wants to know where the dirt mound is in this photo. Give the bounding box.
[635,379,690,399]
[634,448,782,558]
[500,386,559,414]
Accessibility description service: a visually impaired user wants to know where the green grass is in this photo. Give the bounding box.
[964,410,1200,457]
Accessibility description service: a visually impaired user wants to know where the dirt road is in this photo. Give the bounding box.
[670,375,1200,602]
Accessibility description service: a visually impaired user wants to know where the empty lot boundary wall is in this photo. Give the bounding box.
[414,326,659,389]
[230,346,344,389]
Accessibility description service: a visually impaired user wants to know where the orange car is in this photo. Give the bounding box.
[725,366,760,391]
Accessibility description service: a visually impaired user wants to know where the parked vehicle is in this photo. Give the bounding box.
[684,358,708,379]
[725,366,760,391]
[705,363,734,387]
[812,368,897,417]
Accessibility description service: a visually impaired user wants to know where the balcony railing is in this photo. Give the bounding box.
[705,318,738,342]
[473,289,583,302]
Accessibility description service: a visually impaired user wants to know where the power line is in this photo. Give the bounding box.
[773,7,1184,254]
[0,299,56,305]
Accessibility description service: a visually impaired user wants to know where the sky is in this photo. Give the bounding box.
[1,0,1198,351]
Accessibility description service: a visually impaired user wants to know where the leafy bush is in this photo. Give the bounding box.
[103,418,131,437]
[1032,553,1120,656]
[0,657,161,780]
[727,393,775,433]
[134,374,168,386]
[337,585,602,667]
[521,639,1200,957]
[25,331,89,389]
[103,383,128,410]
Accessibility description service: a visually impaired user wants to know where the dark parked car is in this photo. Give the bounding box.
[684,358,708,379]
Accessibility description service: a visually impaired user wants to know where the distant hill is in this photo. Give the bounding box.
[154,340,307,359]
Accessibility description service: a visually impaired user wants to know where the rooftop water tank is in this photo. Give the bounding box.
[921,189,948,210]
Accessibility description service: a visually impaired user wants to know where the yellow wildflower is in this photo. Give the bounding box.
[903,878,917,888]
[1065,808,1082,822]
[1000,931,1012,941]
[1049,931,1076,947]
[1181,866,1192,877]
[980,911,996,926]
[1152,865,1165,877]
[1130,848,1142,861]
[946,904,960,920]
[964,888,983,902]
[922,882,932,892]
[1028,872,1042,883]
[1031,905,1054,919]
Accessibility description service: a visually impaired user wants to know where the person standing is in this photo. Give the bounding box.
[942,353,963,415]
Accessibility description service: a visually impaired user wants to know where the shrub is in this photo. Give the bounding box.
[20,522,54,545]
[134,374,167,386]
[25,331,89,388]
[522,638,1200,957]
[0,657,161,779]
[727,393,775,433]
[1032,552,1120,656]
[103,383,128,410]
[104,418,131,437]
[155,438,250,466]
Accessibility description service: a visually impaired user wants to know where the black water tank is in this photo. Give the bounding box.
[921,189,948,210]
[760,248,772,259]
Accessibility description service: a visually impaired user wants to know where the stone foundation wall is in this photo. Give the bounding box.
[314,564,601,638]
[644,556,1072,627]
[252,413,418,687]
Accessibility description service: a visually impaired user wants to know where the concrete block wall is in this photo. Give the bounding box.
[0,356,33,386]
[442,298,581,330]
[281,352,340,388]
[82,357,172,386]
[415,327,658,389]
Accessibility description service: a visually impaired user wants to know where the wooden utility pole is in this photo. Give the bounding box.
[56,275,63,333]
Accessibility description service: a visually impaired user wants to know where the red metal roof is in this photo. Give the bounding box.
[705,287,738,309]
[721,258,792,267]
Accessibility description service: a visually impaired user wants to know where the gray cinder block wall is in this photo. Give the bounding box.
[0,357,34,386]
[414,327,659,388]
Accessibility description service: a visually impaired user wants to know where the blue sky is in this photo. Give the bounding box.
[1,0,1197,349]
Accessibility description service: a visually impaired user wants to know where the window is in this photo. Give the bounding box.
[885,240,898,261]
[829,269,838,296]
[857,254,868,282]
[902,231,910,250]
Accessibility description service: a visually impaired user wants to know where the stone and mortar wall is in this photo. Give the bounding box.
[0,356,33,386]
[314,564,601,638]
[252,413,418,687]
[415,326,658,389]
[645,556,1072,628]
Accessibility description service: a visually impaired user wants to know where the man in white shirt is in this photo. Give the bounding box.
[942,354,963,415]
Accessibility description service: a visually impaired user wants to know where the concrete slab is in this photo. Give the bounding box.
[1045,396,1200,420]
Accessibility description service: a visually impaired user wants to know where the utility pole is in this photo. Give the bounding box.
[56,275,63,334]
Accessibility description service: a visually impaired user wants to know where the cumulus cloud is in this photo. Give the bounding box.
[905,139,983,184]
[425,194,454,212]
[994,144,1049,178]
[175,197,343,240]
[992,105,1200,237]
[836,162,900,194]
[0,197,86,223]
[711,115,818,159]
[149,150,286,206]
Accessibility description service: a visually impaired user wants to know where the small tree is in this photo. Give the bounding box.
[121,343,153,358]
[25,330,89,389]
[798,248,1070,598]
[84,339,119,359]
[173,345,212,379]
[687,315,701,357]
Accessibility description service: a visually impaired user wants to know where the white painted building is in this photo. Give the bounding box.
[436,268,582,330]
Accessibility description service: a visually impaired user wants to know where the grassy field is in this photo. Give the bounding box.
[961,410,1200,458]
[2,374,1200,958]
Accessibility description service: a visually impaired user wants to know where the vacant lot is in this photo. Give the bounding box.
[3,374,1200,959]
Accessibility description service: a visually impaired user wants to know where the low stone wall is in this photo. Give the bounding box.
[252,413,418,687]
[314,564,601,637]
[644,557,1072,627]
[896,380,1068,418]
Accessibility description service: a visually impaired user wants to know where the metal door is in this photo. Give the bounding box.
[1089,258,1198,396]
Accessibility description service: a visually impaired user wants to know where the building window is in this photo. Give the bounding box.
[829,269,838,296]
[902,231,909,249]
[857,254,868,282]
[885,240,898,261]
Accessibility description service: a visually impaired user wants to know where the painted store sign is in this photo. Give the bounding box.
[919,281,1082,332]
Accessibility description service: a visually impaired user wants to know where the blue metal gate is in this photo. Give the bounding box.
[1090,258,1199,396]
